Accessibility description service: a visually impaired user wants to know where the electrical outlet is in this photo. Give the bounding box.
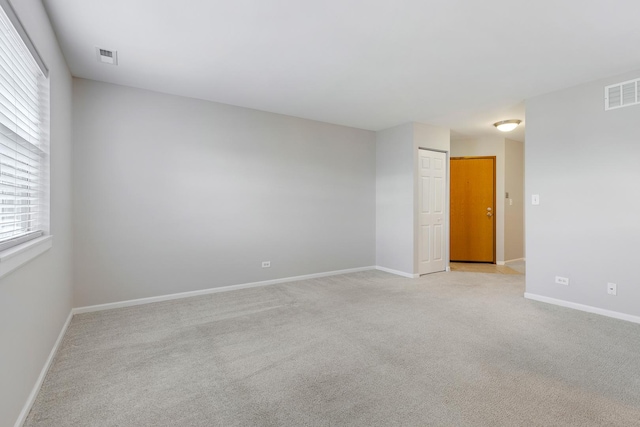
[607,282,617,296]
[261,261,271,268]
[555,276,569,286]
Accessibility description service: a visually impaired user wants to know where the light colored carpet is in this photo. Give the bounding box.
[25,270,640,426]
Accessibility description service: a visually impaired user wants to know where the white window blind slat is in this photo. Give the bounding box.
[0,55,40,106]
[0,140,44,163]
[0,3,48,251]
[0,45,40,106]
[0,0,48,78]
[0,88,42,135]
[0,164,38,180]
[0,68,42,121]
[0,22,41,93]
[0,127,45,158]
[0,102,41,143]
[0,148,40,167]
[0,49,39,102]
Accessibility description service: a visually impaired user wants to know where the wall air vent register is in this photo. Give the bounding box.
[96,47,117,65]
[605,78,639,110]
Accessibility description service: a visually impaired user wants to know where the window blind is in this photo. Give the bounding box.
[0,4,48,251]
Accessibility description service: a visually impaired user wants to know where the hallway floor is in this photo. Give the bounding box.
[449,262,523,275]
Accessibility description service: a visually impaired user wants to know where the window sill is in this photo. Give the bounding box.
[0,235,53,279]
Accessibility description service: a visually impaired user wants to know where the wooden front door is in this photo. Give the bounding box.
[450,157,495,263]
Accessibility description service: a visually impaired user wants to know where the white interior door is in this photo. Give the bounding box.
[419,149,446,275]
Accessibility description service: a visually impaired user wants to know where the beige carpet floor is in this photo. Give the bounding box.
[25,270,640,426]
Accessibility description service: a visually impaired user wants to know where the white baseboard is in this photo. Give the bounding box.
[446,266,451,272]
[73,266,376,314]
[15,310,73,427]
[524,293,640,325]
[375,266,418,278]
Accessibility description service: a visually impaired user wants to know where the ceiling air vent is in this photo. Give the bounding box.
[605,78,639,110]
[96,47,118,65]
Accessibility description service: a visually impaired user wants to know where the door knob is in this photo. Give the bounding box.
[486,212,493,217]
[487,207,492,211]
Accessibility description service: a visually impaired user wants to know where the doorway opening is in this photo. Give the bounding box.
[448,133,526,276]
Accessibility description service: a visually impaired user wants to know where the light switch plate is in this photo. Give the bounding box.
[532,194,540,205]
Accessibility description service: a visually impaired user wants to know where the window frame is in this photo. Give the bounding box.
[0,0,51,277]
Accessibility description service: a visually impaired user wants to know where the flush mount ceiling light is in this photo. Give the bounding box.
[493,119,521,132]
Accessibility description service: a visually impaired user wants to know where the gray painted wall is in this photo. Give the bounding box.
[0,0,73,424]
[72,79,376,307]
[505,139,524,261]
[376,122,450,275]
[526,69,640,317]
[375,123,414,274]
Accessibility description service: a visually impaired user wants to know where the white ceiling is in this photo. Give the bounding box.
[43,0,640,140]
